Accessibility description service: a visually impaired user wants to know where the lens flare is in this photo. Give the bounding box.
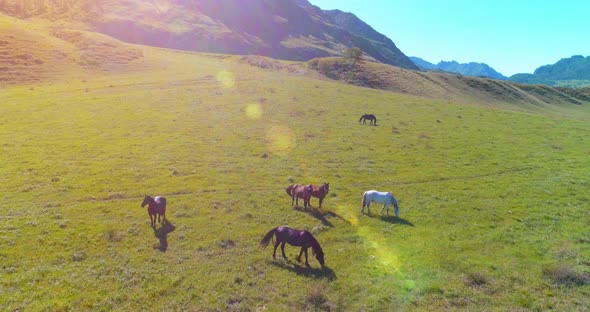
[337,205,359,226]
[265,125,296,156]
[358,226,401,273]
[245,103,262,119]
[216,70,235,88]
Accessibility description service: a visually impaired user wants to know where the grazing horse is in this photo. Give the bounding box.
[260,226,324,267]
[286,184,313,209]
[359,114,377,125]
[361,190,399,217]
[310,182,330,208]
[141,195,167,227]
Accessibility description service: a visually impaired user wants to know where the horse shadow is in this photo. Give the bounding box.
[153,219,176,252]
[378,215,415,227]
[293,206,348,227]
[269,259,337,281]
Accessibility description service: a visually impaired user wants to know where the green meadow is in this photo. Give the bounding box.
[1,49,589,311]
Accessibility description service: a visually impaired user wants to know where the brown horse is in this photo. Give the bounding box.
[260,225,324,267]
[141,195,166,227]
[286,184,313,209]
[310,182,330,208]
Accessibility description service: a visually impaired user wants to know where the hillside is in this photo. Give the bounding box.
[1,6,590,310]
[0,13,144,85]
[307,58,589,115]
[2,41,589,310]
[509,55,590,87]
[322,9,418,70]
[410,57,507,80]
[0,0,419,70]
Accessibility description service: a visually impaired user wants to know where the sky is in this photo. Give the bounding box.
[309,0,590,76]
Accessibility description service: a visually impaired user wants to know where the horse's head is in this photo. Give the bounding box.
[315,248,325,266]
[322,182,329,193]
[141,195,151,207]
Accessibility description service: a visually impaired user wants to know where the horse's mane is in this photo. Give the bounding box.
[306,232,323,256]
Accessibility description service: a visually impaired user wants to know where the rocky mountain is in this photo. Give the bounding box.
[508,55,590,87]
[410,57,506,80]
[0,0,418,70]
[323,9,417,70]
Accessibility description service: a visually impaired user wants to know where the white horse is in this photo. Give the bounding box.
[361,190,400,217]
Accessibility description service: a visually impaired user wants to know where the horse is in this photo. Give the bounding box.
[141,195,167,227]
[310,182,330,208]
[286,184,313,209]
[260,226,324,267]
[359,114,377,125]
[361,190,399,217]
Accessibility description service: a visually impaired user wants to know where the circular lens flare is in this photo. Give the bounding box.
[266,125,296,156]
[216,71,235,88]
[245,103,262,119]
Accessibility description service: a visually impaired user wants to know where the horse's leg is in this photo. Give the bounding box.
[304,248,310,267]
[272,240,280,259]
[319,197,323,208]
[280,242,287,259]
[297,247,304,263]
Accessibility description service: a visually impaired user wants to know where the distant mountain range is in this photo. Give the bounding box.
[0,0,418,70]
[508,55,590,87]
[410,57,507,80]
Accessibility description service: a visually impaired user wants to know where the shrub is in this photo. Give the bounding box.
[307,284,327,310]
[464,271,488,288]
[543,264,590,286]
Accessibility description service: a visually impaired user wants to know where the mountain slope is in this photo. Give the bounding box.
[307,57,588,114]
[322,9,418,70]
[410,57,506,80]
[509,55,590,87]
[0,0,418,70]
[0,13,143,85]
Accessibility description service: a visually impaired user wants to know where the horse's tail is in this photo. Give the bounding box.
[259,227,277,249]
[361,192,367,208]
[359,115,364,123]
[286,184,295,196]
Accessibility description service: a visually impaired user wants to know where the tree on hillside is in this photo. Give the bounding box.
[344,47,363,63]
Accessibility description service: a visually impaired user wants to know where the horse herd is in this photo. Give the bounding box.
[140,114,401,268]
[141,187,400,267]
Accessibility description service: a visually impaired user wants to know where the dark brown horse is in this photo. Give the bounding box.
[286,184,313,209]
[260,226,324,267]
[141,195,166,227]
[359,114,377,125]
[310,182,330,208]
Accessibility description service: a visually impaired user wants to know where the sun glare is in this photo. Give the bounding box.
[265,125,296,156]
[245,103,262,119]
[216,70,235,88]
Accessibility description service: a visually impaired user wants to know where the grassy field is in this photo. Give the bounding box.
[1,46,589,311]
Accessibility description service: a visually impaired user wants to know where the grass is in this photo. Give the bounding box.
[1,40,590,310]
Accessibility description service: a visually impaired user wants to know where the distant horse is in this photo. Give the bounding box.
[260,226,324,267]
[286,184,313,209]
[141,195,167,227]
[310,182,330,208]
[361,190,399,217]
[359,114,377,125]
